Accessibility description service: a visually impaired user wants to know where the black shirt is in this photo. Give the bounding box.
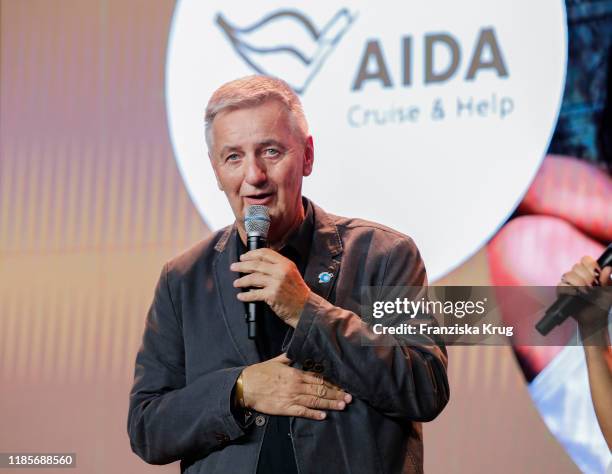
[236,200,314,474]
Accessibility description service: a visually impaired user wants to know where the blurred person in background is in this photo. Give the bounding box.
[558,256,612,451]
[487,1,612,471]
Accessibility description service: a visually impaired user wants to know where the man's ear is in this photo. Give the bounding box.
[303,136,314,177]
[208,151,224,191]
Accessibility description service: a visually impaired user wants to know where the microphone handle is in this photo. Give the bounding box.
[246,235,266,339]
[536,243,612,336]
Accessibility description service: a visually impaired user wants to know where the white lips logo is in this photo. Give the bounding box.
[215,9,356,94]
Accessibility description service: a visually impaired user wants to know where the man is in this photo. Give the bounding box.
[128,75,449,474]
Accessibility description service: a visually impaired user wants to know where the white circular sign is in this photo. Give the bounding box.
[166,0,566,280]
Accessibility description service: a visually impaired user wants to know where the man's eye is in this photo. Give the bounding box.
[226,154,239,162]
[263,148,280,157]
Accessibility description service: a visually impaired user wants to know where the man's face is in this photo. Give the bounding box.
[209,99,313,243]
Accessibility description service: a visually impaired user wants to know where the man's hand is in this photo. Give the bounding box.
[240,354,352,420]
[231,248,311,327]
[557,256,612,338]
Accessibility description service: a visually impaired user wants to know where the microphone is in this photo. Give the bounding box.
[536,243,612,336]
[243,205,271,339]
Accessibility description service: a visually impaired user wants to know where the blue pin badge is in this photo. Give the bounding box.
[318,272,333,284]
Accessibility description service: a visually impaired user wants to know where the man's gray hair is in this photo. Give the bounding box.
[204,75,309,149]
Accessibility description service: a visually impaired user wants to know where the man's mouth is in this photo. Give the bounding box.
[244,192,274,205]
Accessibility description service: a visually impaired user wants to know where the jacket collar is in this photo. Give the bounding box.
[308,199,342,257]
[213,197,342,257]
[302,199,342,300]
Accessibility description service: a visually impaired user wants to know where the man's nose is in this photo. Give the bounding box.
[244,156,267,186]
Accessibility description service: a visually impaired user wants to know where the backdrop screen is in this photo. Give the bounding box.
[1,1,610,473]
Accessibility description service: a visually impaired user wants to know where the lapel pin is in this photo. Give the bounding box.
[318,272,333,284]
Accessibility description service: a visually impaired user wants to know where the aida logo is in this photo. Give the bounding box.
[215,9,356,94]
[166,0,566,281]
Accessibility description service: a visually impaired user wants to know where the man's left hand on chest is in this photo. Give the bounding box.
[231,248,311,328]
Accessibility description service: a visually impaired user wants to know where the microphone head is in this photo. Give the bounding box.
[244,205,271,238]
